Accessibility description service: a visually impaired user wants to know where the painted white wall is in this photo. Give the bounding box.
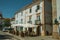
[32,5,37,14]
[32,15,36,24]
[14,0,42,25]
[23,10,26,24]
[15,13,17,24]
[14,1,42,32]
[25,17,28,24]
[15,11,26,24]
[25,3,42,24]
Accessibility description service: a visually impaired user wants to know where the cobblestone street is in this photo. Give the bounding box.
[0,0,60,40]
[0,31,21,40]
[0,31,59,40]
[24,36,59,40]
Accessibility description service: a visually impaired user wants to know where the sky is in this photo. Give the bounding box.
[0,0,32,18]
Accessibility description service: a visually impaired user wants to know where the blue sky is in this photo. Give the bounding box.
[0,0,32,18]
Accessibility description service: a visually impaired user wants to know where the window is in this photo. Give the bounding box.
[30,8,32,13]
[36,5,40,12]
[37,5,40,10]
[28,16,32,24]
[37,14,40,21]
[17,27,19,31]
[20,27,23,31]
[37,16,40,21]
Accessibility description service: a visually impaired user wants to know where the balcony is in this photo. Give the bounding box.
[35,20,41,25]
[27,21,32,24]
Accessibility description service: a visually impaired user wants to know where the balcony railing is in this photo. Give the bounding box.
[35,20,41,25]
[27,21,32,24]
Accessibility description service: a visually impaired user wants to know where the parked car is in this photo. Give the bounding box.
[2,27,9,32]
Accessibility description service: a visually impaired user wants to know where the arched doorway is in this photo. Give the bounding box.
[36,25,41,36]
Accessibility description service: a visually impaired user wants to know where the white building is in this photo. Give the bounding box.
[14,0,42,35]
[12,0,54,36]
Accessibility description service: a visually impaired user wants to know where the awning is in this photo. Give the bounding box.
[25,23,38,28]
[11,23,38,28]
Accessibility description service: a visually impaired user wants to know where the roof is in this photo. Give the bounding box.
[14,0,40,15]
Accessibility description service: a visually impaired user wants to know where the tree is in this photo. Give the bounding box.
[4,18,11,27]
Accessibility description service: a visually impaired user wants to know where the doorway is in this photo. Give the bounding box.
[28,28,32,35]
[37,25,41,36]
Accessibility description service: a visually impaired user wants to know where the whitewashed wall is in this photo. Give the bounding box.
[14,1,42,32]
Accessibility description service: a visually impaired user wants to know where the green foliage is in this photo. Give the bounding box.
[54,19,58,24]
[3,18,11,27]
